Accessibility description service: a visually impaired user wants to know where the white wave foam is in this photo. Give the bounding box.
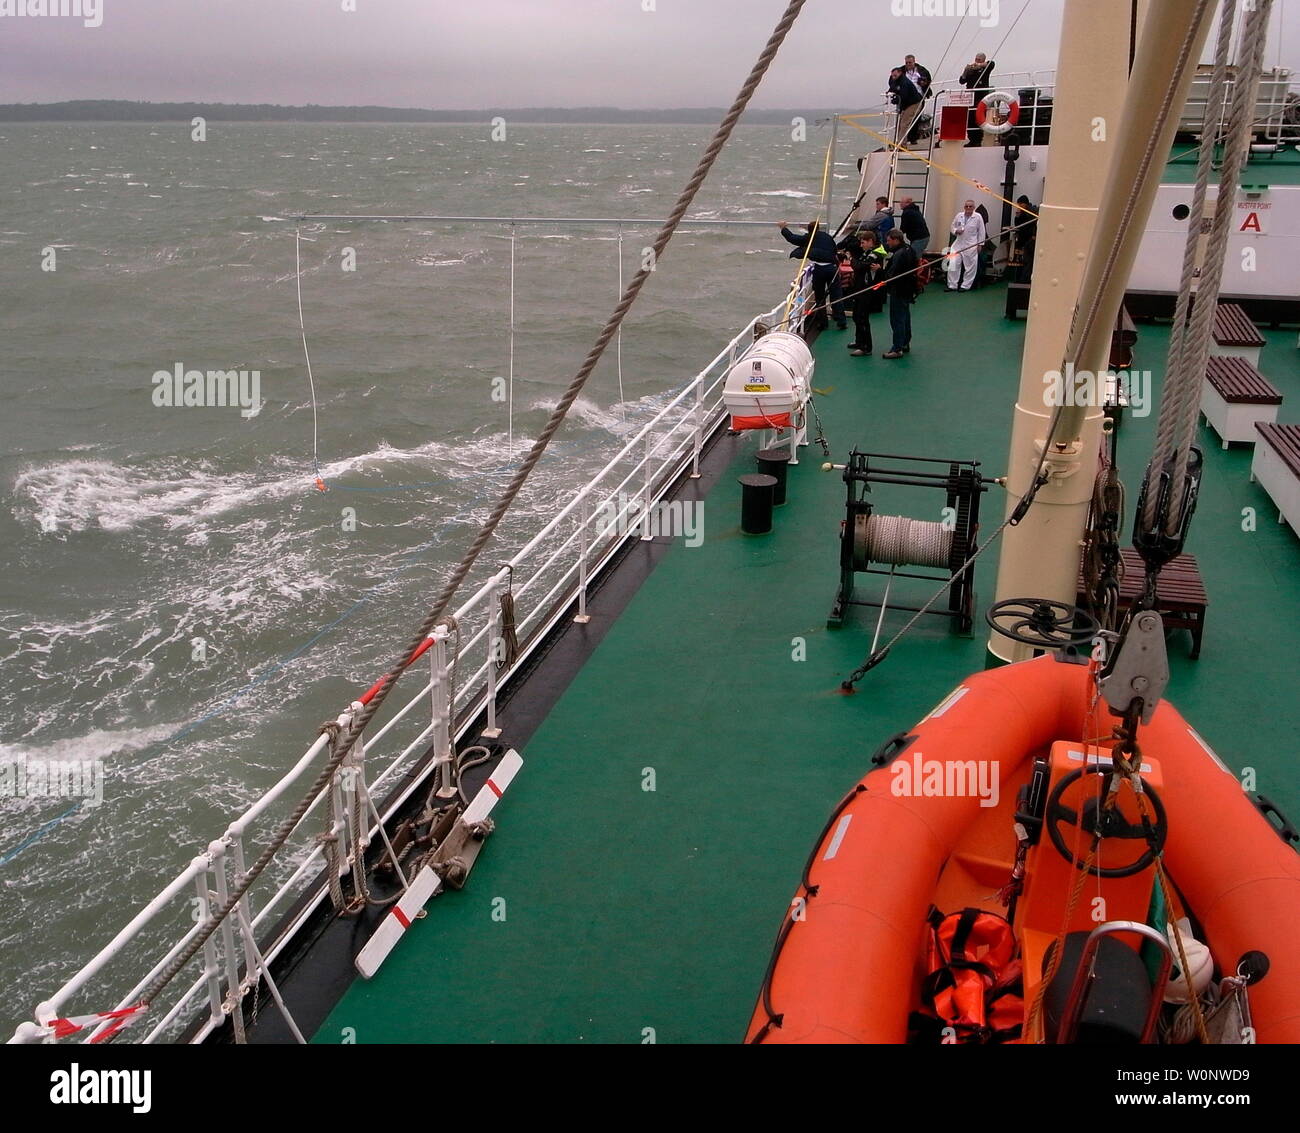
[0,723,179,763]
[12,461,285,534]
[752,190,816,198]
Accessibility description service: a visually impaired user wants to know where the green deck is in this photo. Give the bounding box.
[315,287,1300,1044]
[1165,142,1300,184]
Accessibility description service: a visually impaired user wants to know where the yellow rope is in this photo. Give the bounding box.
[781,129,838,325]
[837,115,1040,221]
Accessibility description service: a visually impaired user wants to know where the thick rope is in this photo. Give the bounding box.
[1153,0,1236,505]
[138,0,811,1013]
[1055,0,1211,442]
[1161,0,1273,531]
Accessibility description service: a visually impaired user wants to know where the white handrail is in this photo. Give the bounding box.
[11,295,788,1045]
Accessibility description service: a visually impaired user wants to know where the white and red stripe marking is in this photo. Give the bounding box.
[45,1002,147,1043]
[354,749,523,979]
[925,685,969,720]
[354,864,442,979]
[461,748,523,826]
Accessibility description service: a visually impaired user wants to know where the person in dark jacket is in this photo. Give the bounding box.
[778,220,846,330]
[1014,195,1038,282]
[888,67,925,147]
[879,229,919,359]
[837,231,886,357]
[898,196,929,256]
[974,203,992,287]
[902,55,932,95]
[961,54,995,146]
[862,195,895,237]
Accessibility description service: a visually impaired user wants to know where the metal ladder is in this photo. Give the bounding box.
[886,95,940,215]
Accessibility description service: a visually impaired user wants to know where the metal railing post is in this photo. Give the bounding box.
[641,432,654,540]
[193,857,223,1028]
[329,764,349,878]
[483,575,504,736]
[691,376,704,479]
[575,493,592,624]
[430,626,456,798]
[208,839,247,1039]
[228,833,258,995]
[347,705,368,853]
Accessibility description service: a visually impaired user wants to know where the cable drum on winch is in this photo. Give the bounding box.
[854,512,953,571]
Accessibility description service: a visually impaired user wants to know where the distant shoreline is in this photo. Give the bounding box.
[0,101,845,125]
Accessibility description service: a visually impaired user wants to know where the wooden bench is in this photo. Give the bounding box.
[1109,306,1137,371]
[1251,423,1300,532]
[1200,356,1282,448]
[1004,281,1030,320]
[1211,302,1266,368]
[1077,547,1208,659]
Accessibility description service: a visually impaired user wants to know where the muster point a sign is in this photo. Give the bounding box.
[1237,200,1270,233]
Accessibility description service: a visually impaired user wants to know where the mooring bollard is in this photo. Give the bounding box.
[738,473,778,535]
[755,447,792,506]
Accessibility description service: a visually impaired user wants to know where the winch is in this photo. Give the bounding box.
[828,450,991,633]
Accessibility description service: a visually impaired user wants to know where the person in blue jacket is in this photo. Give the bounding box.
[778,220,847,331]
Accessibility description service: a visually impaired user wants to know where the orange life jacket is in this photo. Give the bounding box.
[919,906,1024,1043]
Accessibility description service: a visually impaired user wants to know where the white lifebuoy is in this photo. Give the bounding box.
[976,91,1019,135]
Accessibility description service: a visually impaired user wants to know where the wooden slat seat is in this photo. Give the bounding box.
[1252,424,1300,533]
[1200,356,1281,447]
[1077,548,1208,659]
[1256,423,1300,476]
[1205,357,1281,404]
[1213,303,1266,348]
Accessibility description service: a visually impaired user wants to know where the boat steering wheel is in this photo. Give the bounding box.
[1045,767,1168,879]
[985,598,1099,650]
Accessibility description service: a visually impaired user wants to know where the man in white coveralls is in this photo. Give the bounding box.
[945,199,986,292]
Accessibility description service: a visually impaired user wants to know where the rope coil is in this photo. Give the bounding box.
[856,513,953,570]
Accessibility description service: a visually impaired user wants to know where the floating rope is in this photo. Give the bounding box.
[508,222,516,451]
[617,225,627,422]
[138,0,812,1014]
[294,228,327,491]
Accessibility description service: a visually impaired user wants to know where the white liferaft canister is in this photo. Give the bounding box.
[722,331,814,431]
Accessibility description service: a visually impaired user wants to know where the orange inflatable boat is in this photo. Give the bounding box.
[747,656,1300,1044]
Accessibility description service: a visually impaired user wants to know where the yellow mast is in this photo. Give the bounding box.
[989,0,1215,662]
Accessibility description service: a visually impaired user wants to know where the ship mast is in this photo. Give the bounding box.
[989,0,1214,662]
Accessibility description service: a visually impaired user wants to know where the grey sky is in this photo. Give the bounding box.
[0,0,1296,109]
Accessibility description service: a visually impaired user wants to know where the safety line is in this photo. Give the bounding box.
[782,128,838,325]
[837,115,1040,220]
[294,228,326,491]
